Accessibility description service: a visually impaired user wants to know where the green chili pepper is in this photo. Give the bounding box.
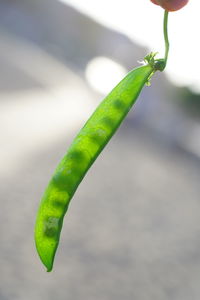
[35,63,157,272]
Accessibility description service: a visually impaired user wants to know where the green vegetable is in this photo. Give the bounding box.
[35,10,171,272]
[35,63,156,272]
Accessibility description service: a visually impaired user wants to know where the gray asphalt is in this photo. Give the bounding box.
[1,121,200,300]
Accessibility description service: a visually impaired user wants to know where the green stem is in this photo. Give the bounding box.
[144,10,170,72]
[163,10,169,68]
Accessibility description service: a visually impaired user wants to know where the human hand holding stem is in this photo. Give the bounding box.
[146,0,189,75]
[151,0,190,67]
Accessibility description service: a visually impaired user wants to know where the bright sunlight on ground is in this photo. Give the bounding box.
[85,57,127,95]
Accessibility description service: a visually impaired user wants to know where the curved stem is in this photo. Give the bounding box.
[142,10,170,73]
[163,10,169,68]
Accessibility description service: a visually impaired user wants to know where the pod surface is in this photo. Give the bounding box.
[35,64,153,272]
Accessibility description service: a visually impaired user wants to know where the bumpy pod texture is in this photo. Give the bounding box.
[35,64,154,272]
[150,0,189,11]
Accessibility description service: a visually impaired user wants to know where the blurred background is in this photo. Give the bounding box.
[0,0,200,299]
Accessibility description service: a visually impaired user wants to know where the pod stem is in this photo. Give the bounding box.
[163,10,169,69]
[143,10,170,74]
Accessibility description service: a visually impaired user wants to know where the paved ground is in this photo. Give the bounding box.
[0,3,200,299]
[1,116,200,300]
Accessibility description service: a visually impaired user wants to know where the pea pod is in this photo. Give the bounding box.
[35,64,156,272]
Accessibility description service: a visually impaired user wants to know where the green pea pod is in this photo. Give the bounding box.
[35,64,154,272]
